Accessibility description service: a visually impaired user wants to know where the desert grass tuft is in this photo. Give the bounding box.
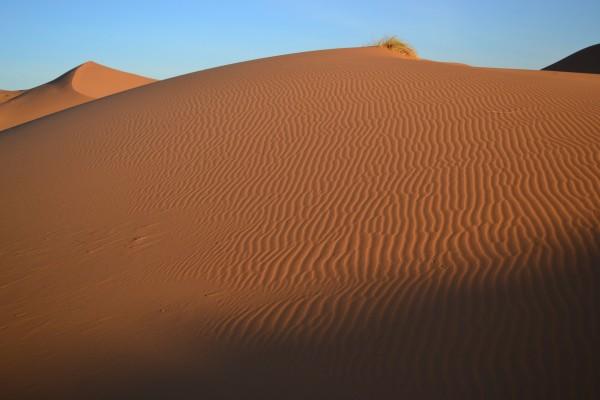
[374,36,418,58]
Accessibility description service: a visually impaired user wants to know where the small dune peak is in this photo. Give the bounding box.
[68,61,155,98]
[0,61,155,131]
[47,61,113,89]
[80,60,99,66]
[76,60,103,70]
[72,61,112,76]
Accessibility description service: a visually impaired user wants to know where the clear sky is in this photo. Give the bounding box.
[1,0,599,89]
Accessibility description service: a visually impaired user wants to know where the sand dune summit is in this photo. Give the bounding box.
[0,61,154,131]
[1,47,599,399]
[543,43,600,74]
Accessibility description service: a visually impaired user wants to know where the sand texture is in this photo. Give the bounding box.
[0,62,154,132]
[543,43,600,74]
[1,47,599,399]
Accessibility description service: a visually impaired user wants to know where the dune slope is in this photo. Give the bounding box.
[1,48,599,399]
[0,90,23,105]
[0,62,154,131]
[543,43,600,74]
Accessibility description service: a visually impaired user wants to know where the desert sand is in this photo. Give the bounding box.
[543,43,600,74]
[0,62,154,132]
[1,47,599,399]
[0,90,23,105]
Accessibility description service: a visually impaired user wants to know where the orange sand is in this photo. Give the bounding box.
[1,48,599,398]
[0,62,154,131]
[0,90,23,105]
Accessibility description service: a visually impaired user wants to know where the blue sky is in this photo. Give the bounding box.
[1,0,599,89]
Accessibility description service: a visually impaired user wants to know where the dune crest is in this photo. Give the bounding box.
[67,61,156,98]
[1,47,599,398]
[0,61,155,131]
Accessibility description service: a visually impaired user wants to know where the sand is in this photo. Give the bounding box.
[1,47,599,399]
[543,43,600,74]
[0,62,154,132]
[0,90,24,105]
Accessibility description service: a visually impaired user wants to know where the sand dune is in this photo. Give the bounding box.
[543,43,600,74]
[0,90,23,105]
[1,47,599,399]
[0,62,154,131]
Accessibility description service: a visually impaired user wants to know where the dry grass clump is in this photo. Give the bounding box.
[374,36,418,58]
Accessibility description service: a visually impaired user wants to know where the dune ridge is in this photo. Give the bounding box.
[1,47,599,398]
[0,61,155,131]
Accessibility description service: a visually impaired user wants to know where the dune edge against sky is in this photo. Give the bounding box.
[0,61,155,132]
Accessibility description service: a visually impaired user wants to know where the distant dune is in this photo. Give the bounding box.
[1,48,599,399]
[0,62,154,131]
[543,44,600,74]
